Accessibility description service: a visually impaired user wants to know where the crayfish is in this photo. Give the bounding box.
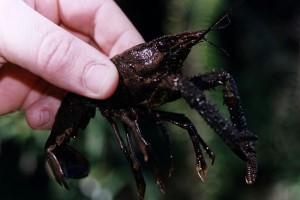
[45,3,258,200]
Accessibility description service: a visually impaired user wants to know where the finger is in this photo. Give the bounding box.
[57,0,144,56]
[0,63,36,114]
[0,0,118,99]
[25,95,62,129]
[24,0,60,23]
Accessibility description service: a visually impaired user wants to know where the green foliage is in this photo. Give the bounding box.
[1,0,300,200]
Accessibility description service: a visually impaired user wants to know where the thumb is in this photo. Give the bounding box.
[0,1,118,99]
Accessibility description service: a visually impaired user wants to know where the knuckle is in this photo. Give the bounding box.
[36,30,76,77]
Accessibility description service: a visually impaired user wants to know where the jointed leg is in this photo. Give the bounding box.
[124,124,142,177]
[148,109,215,181]
[190,71,258,183]
[119,110,166,193]
[104,115,146,199]
[153,118,175,178]
[161,75,257,184]
[190,70,254,135]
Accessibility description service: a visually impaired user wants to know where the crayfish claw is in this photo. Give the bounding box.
[245,152,258,185]
[58,177,69,190]
[196,164,208,182]
[156,178,166,193]
[245,166,256,185]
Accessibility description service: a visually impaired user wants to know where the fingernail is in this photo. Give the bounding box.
[84,63,116,98]
[39,110,52,128]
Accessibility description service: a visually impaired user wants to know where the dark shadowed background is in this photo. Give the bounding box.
[0,0,299,199]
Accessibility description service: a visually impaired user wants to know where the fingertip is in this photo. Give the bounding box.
[26,109,53,130]
[25,97,61,130]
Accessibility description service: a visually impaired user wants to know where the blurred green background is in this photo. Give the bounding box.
[1,0,299,199]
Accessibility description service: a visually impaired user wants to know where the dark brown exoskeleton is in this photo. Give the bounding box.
[45,4,257,200]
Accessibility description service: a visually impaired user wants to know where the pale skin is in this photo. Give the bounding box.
[0,0,144,129]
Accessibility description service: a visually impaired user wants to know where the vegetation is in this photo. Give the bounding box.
[0,0,299,199]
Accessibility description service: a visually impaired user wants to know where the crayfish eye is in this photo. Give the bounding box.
[157,41,167,51]
[157,39,175,52]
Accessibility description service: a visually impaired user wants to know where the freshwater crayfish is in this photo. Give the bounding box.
[45,4,258,200]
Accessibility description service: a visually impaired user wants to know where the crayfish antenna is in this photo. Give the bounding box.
[202,0,245,35]
[202,37,231,58]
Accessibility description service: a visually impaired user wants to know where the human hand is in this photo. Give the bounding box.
[0,0,144,129]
